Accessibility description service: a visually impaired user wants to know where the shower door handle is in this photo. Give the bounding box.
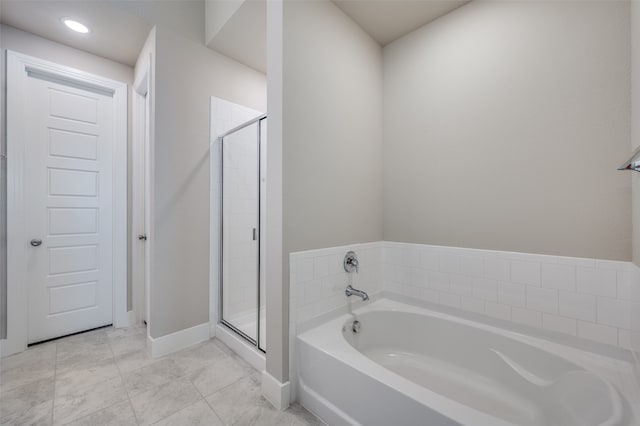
[252,228,257,241]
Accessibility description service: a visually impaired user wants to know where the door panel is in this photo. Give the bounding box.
[26,76,113,344]
[48,168,98,196]
[49,129,98,160]
[49,88,98,123]
[49,282,97,314]
[48,208,98,235]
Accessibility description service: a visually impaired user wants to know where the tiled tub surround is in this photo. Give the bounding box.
[289,242,640,401]
[290,242,640,350]
[289,242,384,402]
[290,242,384,327]
[382,242,640,352]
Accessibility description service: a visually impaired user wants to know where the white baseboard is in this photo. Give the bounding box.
[148,322,209,358]
[262,370,290,411]
[126,310,136,327]
[0,338,21,358]
[215,324,265,372]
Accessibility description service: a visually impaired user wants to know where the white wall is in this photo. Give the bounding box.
[151,26,266,338]
[0,24,134,337]
[205,0,243,45]
[272,0,384,382]
[383,1,632,261]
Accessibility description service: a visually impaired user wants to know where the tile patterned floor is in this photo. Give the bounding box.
[0,325,323,426]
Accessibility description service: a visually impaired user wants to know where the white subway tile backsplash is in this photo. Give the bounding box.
[526,286,558,314]
[383,265,395,284]
[429,271,450,292]
[402,248,420,268]
[542,314,576,336]
[296,305,314,324]
[503,252,556,264]
[320,277,335,298]
[421,288,440,304]
[485,302,511,321]
[298,258,314,283]
[597,298,632,330]
[512,307,542,328]
[510,260,541,286]
[439,292,461,309]
[557,256,597,268]
[440,254,460,274]
[409,268,428,287]
[498,282,526,308]
[394,266,410,284]
[291,242,639,352]
[420,248,440,270]
[618,329,633,350]
[385,246,402,266]
[578,321,618,346]
[450,275,473,296]
[596,259,629,271]
[304,280,322,304]
[576,267,616,298]
[631,331,640,352]
[328,254,344,275]
[460,256,484,277]
[387,282,402,294]
[461,296,485,314]
[558,291,596,322]
[472,278,498,302]
[541,263,575,291]
[313,256,329,279]
[617,271,640,303]
[401,284,421,299]
[485,257,508,281]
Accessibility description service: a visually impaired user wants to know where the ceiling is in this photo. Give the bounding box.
[0,0,205,66]
[333,0,470,46]
[206,0,266,73]
[0,0,469,69]
[205,0,470,73]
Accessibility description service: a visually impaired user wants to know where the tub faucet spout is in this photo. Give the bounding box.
[345,285,369,301]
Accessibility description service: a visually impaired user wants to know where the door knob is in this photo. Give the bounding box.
[30,239,42,247]
[138,234,147,241]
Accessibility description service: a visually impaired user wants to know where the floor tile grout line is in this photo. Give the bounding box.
[202,394,228,426]
[140,379,202,426]
[107,327,144,425]
[186,361,237,426]
[179,340,256,426]
[110,324,222,425]
[51,340,58,425]
[25,328,316,426]
[55,330,125,426]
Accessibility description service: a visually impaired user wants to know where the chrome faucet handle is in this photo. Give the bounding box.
[344,251,359,273]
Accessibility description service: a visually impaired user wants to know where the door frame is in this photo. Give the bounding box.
[132,53,152,330]
[3,50,128,357]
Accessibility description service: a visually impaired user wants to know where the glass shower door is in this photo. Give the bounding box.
[221,122,259,343]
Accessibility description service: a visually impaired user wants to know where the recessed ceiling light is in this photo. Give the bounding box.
[63,19,90,34]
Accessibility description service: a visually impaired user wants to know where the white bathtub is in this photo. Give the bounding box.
[296,299,638,426]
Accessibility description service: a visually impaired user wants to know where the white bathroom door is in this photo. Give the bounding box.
[24,74,114,344]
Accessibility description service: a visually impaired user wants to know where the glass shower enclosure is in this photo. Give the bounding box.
[219,115,266,352]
